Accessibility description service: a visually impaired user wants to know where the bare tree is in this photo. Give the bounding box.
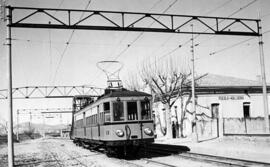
[140,59,192,139]
[123,71,145,91]
[0,118,8,135]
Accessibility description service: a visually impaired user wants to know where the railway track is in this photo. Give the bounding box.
[41,140,92,167]
[52,142,92,167]
[177,152,270,167]
[76,140,177,167]
[44,148,65,167]
[37,140,64,167]
[146,143,270,167]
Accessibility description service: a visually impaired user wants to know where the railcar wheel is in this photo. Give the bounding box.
[105,146,114,157]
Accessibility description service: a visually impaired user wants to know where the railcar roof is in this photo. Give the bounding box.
[98,88,151,100]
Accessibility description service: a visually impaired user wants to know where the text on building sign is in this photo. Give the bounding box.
[218,96,244,100]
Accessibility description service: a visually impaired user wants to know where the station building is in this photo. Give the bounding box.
[153,74,270,139]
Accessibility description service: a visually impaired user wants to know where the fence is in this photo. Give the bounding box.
[223,117,270,135]
[196,119,218,140]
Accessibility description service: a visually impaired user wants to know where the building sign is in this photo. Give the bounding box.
[218,95,244,100]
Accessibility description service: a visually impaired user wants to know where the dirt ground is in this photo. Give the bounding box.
[0,138,131,167]
[0,138,222,167]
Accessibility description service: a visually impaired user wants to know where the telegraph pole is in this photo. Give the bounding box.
[258,19,270,133]
[29,112,32,132]
[6,6,14,167]
[16,110,19,141]
[42,114,45,137]
[191,24,198,142]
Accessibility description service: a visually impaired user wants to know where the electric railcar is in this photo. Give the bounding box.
[70,88,154,155]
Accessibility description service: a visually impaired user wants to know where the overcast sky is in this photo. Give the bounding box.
[0,0,269,123]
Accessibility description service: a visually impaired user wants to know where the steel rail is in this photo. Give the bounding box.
[142,158,178,167]
[178,152,270,167]
[147,143,270,167]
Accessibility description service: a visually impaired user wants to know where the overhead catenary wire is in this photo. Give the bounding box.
[203,0,233,16]
[139,0,234,66]
[155,0,259,62]
[10,37,180,48]
[106,0,164,59]
[48,0,64,84]
[94,0,179,81]
[52,0,92,84]
[111,0,179,62]
[49,27,52,84]
[53,0,65,15]
[208,29,270,56]
[145,0,234,63]
[194,0,259,46]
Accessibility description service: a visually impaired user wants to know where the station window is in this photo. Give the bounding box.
[141,100,151,120]
[113,101,124,121]
[243,102,250,118]
[104,102,111,122]
[211,103,219,119]
[127,101,138,120]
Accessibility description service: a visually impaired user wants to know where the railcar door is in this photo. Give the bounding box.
[97,105,100,138]
[140,99,153,139]
[83,112,86,137]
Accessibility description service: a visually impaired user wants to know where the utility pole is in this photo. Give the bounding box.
[42,114,45,137]
[191,24,198,142]
[29,112,32,132]
[16,110,19,141]
[6,6,14,167]
[258,19,269,133]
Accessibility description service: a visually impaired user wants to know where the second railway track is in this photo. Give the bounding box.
[146,143,270,167]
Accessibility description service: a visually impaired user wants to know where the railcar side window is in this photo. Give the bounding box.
[104,102,110,122]
[141,100,151,120]
[113,101,124,121]
[86,116,90,126]
[127,101,138,120]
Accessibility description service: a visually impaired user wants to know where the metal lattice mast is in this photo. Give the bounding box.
[6,6,14,167]
[258,18,269,133]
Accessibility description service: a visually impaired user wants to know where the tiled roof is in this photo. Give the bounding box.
[196,74,263,87]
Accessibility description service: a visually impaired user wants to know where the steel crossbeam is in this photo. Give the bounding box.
[7,6,260,36]
[18,108,73,114]
[0,86,103,99]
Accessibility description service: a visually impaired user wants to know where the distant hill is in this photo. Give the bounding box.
[0,124,7,135]
[17,122,70,133]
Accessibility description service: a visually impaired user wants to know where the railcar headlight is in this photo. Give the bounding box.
[144,128,153,136]
[115,129,124,137]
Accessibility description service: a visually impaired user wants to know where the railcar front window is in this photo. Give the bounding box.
[127,101,138,120]
[141,100,151,120]
[113,101,124,121]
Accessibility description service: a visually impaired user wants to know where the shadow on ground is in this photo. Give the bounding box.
[104,143,190,160]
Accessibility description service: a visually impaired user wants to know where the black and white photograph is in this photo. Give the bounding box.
[0,0,270,166]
